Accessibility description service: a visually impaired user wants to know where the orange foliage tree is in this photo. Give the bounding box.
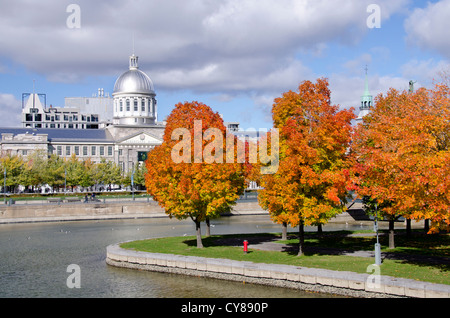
[352,84,450,239]
[257,78,355,255]
[145,101,246,248]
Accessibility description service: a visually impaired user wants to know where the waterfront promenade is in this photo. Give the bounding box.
[0,198,270,224]
[0,194,362,224]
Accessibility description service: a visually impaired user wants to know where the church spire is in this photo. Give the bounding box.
[364,65,370,96]
[360,65,373,111]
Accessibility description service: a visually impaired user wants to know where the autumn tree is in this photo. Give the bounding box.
[145,101,245,248]
[352,84,450,238]
[257,78,355,255]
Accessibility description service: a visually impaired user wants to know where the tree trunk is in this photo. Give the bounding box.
[406,218,411,237]
[282,222,287,240]
[317,224,323,236]
[205,217,211,237]
[424,219,429,233]
[298,220,305,256]
[389,218,395,249]
[195,219,203,248]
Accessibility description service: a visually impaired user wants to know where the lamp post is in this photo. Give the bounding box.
[374,203,382,265]
[3,168,6,204]
[131,166,135,201]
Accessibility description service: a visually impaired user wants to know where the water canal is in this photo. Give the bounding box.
[0,215,373,298]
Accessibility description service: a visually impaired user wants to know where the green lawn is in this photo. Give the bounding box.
[121,230,449,285]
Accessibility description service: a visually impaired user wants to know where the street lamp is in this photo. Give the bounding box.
[131,165,135,201]
[3,168,6,204]
[374,203,382,265]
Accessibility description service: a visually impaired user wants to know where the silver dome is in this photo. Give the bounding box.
[113,55,155,95]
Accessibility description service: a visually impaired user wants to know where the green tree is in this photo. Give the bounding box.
[93,158,122,190]
[26,150,49,191]
[43,154,65,192]
[0,154,27,193]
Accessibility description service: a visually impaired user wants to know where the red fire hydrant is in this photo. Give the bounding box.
[243,240,248,253]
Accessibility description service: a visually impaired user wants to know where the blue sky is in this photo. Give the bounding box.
[0,0,449,130]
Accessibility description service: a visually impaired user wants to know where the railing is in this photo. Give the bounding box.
[3,190,260,206]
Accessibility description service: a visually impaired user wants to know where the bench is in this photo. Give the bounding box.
[47,198,61,203]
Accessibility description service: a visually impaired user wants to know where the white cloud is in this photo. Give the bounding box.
[405,0,450,59]
[0,94,22,127]
[0,0,407,92]
[401,59,450,86]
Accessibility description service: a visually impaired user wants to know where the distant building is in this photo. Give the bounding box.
[64,87,113,127]
[22,93,101,129]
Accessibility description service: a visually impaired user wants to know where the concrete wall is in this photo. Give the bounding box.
[0,200,268,223]
[0,201,167,223]
[106,243,450,298]
[0,198,362,224]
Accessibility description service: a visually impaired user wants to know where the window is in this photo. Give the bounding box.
[141,99,145,112]
[100,146,105,156]
[91,146,96,156]
[66,146,71,156]
[107,146,113,156]
[134,99,138,111]
[83,146,88,156]
[126,100,130,111]
[74,146,79,156]
[22,150,27,156]
[120,100,123,112]
[57,146,62,156]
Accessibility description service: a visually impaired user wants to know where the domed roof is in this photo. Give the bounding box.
[113,55,155,95]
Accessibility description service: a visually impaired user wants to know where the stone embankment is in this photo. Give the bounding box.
[106,243,450,298]
[0,200,270,224]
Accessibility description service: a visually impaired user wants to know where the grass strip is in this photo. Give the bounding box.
[121,232,449,285]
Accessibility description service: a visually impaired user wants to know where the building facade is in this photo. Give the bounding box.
[2,54,166,173]
[22,93,101,129]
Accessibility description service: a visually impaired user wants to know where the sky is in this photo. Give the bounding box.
[0,0,449,130]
